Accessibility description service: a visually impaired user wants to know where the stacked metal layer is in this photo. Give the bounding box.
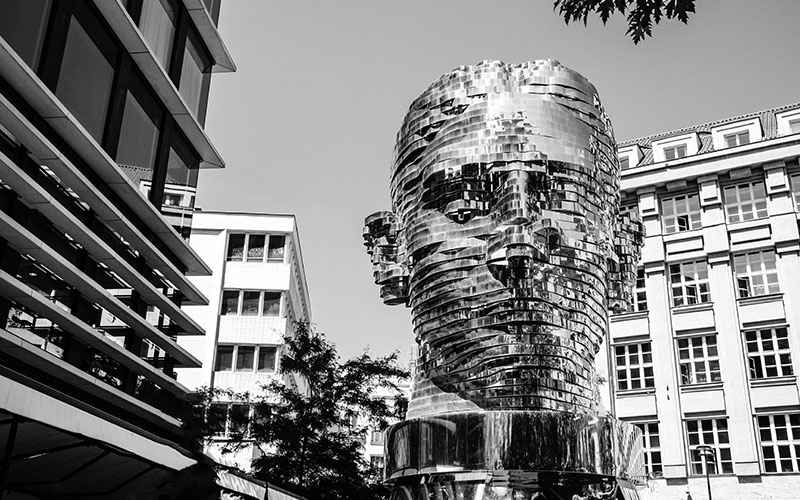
[365,59,643,419]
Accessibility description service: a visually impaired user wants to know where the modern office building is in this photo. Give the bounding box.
[176,210,312,470]
[607,103,800,499]
[0,1,253,498]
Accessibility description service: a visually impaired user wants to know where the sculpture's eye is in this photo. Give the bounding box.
[421,163,500,223]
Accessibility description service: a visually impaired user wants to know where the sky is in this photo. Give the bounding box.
[199,0,800,361]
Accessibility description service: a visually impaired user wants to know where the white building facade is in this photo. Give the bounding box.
[176,210,312,469]
[607,104,800,499]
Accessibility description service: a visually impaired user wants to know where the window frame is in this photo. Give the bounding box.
[661,192,702,234]
[733,249,780,298]
[226,233,287,264]
[723,179,768,223]
[614,341,655,392]
[634,422,663,478]
[757,413,800,473]
[677,334,721,385]
[669,260,711,307]
[215,344,280,374]
[745,327,794,379]
[686,418,733,475]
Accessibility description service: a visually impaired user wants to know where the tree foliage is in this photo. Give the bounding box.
[219,322,410,500]
[553,0,696,44]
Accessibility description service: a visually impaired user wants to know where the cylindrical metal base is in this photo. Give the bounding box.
[384,411,645,500]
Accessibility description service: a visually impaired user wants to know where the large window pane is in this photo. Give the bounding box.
[263,292,281,317]
[56,16,117,142]
[116,89,161,173]
[179,33,210,118]
[220,290,239,315]
[236,346,255,371]
[0,0,52,70]
[227,234,245,261]
[258,346,277,372]
[241,291,260,316]
[139,0,177,70]
[267,235,286,262]
[214,345,233,372]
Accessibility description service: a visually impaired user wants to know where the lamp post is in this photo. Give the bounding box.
[696,445,715,500]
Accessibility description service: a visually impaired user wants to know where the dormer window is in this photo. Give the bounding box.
[617,144,642,170]
[652,133,700,163]
[664,144,687,160]
[724,131,750,147]
[775,108,800,136]
[711,118,761,150]
[620,156,630,169]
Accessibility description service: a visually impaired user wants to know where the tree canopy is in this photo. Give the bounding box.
[207,322,410,500]
[553,0,696,43]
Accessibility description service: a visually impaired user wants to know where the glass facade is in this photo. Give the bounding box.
[0,0,52,69]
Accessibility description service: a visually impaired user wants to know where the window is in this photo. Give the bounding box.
[162,192,182,206]
[619,156,630,170]
[138,0,178,70]
[746,327,793,379]
[220,290,239,315]
[227,234,286,263]
[370,455,385,469]
[661,193,702,234]
[724,130,750,147]
[635,422,663,477]
[220,290,283,316]
[0,0,52,69]
[723,180,768,223]
[179,30,211,119]
[678,335,721,385]
[263,292,282,316]
[116,81,162,173]
[734,249,779,298]
[208,403,250,438]
[790,119,800,134]
[216,345,279,374]
[214,345,233,372]
[236,346,255,371]
[370,429,385,445]
[241,291,260,316]
[227,234,245,261]
[687,418,733,475]
[790,173,800,211]
[669,260,711,307]
[267,235,286,262]
[631,268,647,312]
[757,414,800,473]
[664,144,687,160]
[614,342,654,391]
[56,15,119,142]
[247,235,265,262]
[257,346,277,372]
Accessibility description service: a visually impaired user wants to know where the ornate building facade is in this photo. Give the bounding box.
[609,103,800,499]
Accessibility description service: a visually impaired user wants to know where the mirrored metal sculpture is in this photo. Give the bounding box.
[365,60,645,500]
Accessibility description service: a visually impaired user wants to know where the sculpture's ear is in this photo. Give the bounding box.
[607,211,645,313]
[364,211,410,306]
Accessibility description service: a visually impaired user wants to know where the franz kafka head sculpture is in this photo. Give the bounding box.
[365,60,643,418]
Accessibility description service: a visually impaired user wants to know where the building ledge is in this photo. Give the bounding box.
[672,302,715,314]
[0,47,212,284]
[610,310,649,322]
[616,388,656,398]
[680,381,724,393]
[750,375,797,388]
[180,0,237,72]
[738,293,784,306]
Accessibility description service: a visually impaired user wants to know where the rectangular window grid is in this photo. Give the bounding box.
[724,180,768,223]
[724,131,750,147]
[219,290,283,317]
[669,260,711,307]
[226,233,286,263]
[661,193,702,234]
[215,345,279,373]
[209,403,251,438]
[632,267,648,312]
[678,335,721,385]
[746,327,794,379]
[734,250,780,298]
[758,414,800,473]
[687,418,733,475]
[664,144,687,160]
[614,342,654,391]
[635,422,663,477]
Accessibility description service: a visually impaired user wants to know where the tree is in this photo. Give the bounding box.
[222,322,409,500]
[553,0,696,44]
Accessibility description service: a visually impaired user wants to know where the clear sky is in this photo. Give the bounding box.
[199,0,800,361]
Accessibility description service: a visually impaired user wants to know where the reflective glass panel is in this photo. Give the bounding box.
[56,16,117,142]
[116,89,161,173]
[139,0,177,70]
[0,0,52,69]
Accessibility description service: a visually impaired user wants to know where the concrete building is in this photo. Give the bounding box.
[606,103,800,499]
[176,210,312,469]
[0,1,257,498]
